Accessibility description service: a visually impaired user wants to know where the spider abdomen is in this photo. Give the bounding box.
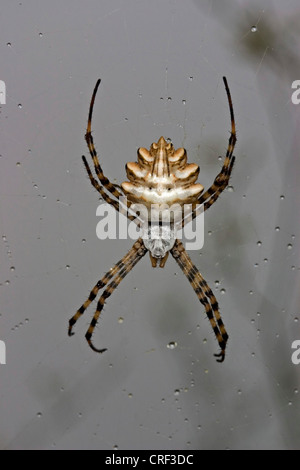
[121,136,204,207]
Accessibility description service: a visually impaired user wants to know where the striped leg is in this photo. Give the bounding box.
[180,77,236,228]
[85,240,147,352]
[85,79,123,200]
[68,239,147,352]
[171,239,228,362]
[82,155,136,222]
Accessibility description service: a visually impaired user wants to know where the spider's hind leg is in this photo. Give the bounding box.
[84,239,147,352]
[69,239,148,352]
[171,239,228,362]
[68,239,147,341]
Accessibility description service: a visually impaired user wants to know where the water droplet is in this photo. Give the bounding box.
[5,280,10,285]
[174,389,180,396]
[2,235,6,241]
[249,290,253,295]
[294,388,298,395]
[215,280,220,287]
[36,412,42,418]
[264,258,268,263]
[81,238,86,243]
[118,317,124,324]
[18,103,22,109]
[294,317,299,323]
[288,401,292,406]
[227,185,234,192]
[78,412,82,418]
[220,288,226,295]
[189,76,193,81]
[16,162,21,166]
[10,266,15,272]
[287,244,293,250]
[42,195,46,199]
[182,99,186,105]
[257,241,262,246]
[65,265,70,270]
[128,393,133,398]
[254,263,259,268]
[167,97,172,101]
[251,25,258,32]
[203,338,207,344]
[25,318,29,323]
[280,195,285,200]
[6,42,12,47]
[39,32,43,37]
[33,184,38,189]
[237,389,242,395]
[275,226,280,232]
[113,445,119,450]
[167,341,177,349]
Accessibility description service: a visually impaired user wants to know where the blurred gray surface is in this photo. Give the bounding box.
[0,0,300,450]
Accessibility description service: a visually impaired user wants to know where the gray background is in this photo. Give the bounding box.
[0,0,300,450]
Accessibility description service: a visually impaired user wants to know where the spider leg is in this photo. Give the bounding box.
[171,239,228,362]
[85,239,148,352]
[68,238,146,338]
[180,77,236,228]
[199,77,236,209]
[85,79,124,200]
[82,155,136,222]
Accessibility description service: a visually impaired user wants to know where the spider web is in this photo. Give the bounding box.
[0,0,300,450]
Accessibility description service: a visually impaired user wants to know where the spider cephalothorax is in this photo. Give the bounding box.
[69,78,237,362]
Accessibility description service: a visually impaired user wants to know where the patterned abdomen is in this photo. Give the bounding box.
[121,136,204,208]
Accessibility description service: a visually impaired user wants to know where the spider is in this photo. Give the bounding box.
[68,77,236,362]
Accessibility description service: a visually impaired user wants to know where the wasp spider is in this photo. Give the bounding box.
[68,77,236,362]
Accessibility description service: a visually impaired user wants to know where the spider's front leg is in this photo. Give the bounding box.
[171,239,228,362]
[85,79,123,200]
[181,77,237,227]
[198,77,236,212]
[83,79,137,222]
[81,154,137,222]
